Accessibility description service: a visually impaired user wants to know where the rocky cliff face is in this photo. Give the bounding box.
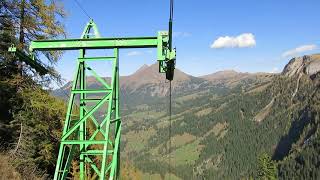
[282,54,320,77]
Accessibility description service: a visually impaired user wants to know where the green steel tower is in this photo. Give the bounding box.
[9,19,176,179]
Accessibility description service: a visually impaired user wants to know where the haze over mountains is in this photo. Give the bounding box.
[54,54,320,179]
[54,62,273,98]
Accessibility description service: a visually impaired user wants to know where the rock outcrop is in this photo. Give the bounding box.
[282,54,320,77]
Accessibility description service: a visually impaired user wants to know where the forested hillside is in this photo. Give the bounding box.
[54,55,320,179]
[0,0,67,178]
[117,56,320,180]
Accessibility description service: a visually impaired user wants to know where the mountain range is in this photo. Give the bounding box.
[54,62,273,98]
[54,54,320,179]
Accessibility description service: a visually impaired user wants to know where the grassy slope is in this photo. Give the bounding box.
[53,67,319,179]
[120,73,320,179]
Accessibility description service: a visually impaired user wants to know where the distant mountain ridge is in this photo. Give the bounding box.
[52,54,320,179]
[54,62,272,97]
[120,63,192,88]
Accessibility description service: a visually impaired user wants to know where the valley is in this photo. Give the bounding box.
[54,54,320,179]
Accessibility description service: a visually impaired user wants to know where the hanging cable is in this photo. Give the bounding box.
[170,0,174,20]
[74,0,92,20]
[168,0,174,50]
[168,0,174,178]
[169,80,172,177]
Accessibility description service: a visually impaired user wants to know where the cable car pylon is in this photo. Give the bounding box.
[8,1,176,178]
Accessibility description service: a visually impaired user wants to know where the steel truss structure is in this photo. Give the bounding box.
[9,20,175,180]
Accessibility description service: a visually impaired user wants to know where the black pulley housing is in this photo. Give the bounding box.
[166,59,175,81]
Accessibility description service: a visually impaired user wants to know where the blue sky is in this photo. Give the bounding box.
[56,0,320,81]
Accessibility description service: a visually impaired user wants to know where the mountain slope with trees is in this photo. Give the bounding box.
[0,0,67,178]
[53,54,320,179]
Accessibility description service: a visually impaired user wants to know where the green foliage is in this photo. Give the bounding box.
[0,0,67,178]
[114,73,320,179]
[10,83,66,174]
[257,153,277,180]
[2,0,66,57]
[276,74,320,179]
[120,159,143,180]
[278,135,320,179]
[0,76,66,177]
[1,0,66,81]
[52,58,320,179]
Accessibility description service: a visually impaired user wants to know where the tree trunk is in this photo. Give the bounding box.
[18,0,25,76]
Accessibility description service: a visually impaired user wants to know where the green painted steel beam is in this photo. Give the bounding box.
[30,19,176,180]
[82,150,113,155]
[78,56,115,61]
[85,157,102,177]
[80,98,103,102]
[61,94,110,140]
[29,36,159,51]
[8,45,48,75]
[71,89,112,93]
[61,140,111,145]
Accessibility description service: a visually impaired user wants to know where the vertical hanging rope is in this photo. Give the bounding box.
[168,0,174,178]
[169,80,172,177]
[168,0,174,50]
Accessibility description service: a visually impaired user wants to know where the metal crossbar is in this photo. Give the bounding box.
[9,18,176,180]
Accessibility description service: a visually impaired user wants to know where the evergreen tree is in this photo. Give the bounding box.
[1,0,66,79]
[0,0,67,178]
[257,153,278,180]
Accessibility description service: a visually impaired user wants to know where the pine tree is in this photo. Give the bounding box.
[1,0,66,78]
[257,153,278,180]
[0,1,17,76]
[0,0,67,178]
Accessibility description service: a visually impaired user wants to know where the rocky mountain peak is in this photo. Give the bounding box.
[135,64,149,73]
[200,70,247,82]
[282,54,320,77]
[120,62,192,89]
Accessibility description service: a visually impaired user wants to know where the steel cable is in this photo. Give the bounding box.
[74,0,92,20]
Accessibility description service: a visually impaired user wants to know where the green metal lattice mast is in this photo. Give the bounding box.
[9,19,175,179]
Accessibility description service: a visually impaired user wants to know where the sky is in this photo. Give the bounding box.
[55,0,320,82]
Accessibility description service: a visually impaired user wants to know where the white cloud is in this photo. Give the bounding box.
[270,67,280,73]
[127,51,142,56]
[282,44,317,58]
[173,32,192,38]
[211,33,256,49]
